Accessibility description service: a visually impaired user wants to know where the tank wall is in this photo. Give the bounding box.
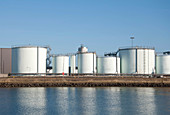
[52,56,69,74]
[119,49,136,73]
[97,57,120,74]
[119,48,155,74]
[117,57,120,73]
[38,48,47,73]
[78,53,96,74]
[70,55,76,73]
[137,49,155,74]
[148,50,155,74]
[156,55,170,74]
[12,48,37,73]
[12,47,47,73]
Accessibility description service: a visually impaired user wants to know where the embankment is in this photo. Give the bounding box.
[0,76,170,87]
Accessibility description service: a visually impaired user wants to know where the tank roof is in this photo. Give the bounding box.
[119,46,155,51]
[157,51,170,56]
[97,56,119,58]
[77,52,96,54]
[157,54,170,57]
[12,46,47,49]
[52,54,69,57]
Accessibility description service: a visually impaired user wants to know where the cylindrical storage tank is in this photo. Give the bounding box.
[77,52,96,74]
[119,47,155,74]
[12,46,47,73]
[156,54,170,74]
[97,56,120,74]
[52,55,69,74]
[70,55,76,74]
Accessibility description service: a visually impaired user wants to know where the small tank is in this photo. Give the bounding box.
[156,52,170,74]
[97,56,120,74]
[52,55,69,75]
[78,45,88,53]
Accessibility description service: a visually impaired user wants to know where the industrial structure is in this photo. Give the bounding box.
[77,45,96,74]
[0,43,170,77]
[12,46,47,73]
[119,47,155,74]
[70,54,77,74]
[52,55,69,75]
[156,52,170,74]
[97,56,120,74]
[0,48,11,74]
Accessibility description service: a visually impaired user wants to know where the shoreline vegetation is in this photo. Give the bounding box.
[0,76,170,87]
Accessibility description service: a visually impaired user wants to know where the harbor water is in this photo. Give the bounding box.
[0,87,170,115]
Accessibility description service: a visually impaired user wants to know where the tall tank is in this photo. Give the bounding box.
[119,47,155,74]
[70,54,76,74]
[12,46,47,73]
[156,52,170,74]
[52,55,69,74]
[97,56,120,74]
[77,45,96,74]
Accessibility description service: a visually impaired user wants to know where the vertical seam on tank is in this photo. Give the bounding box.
[93,53,94,74]
[37,47,39,73]
[136,49,138,73]
[148,50,149,74]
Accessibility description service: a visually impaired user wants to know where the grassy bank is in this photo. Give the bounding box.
[0,76,170,87]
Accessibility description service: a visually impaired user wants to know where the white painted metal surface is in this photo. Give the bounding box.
[97,56,120,74]
[156,54,170,74]
[52,55,69,74]
[78,45,88,53]
[77,52,96,74]
[70,55,76,74]
[119,47,155,74]
[12,46,47,73]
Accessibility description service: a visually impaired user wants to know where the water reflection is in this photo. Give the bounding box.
[95,87,121,115]
[154,88,170,114]
[0,88,19,114]
[55,87,69,115]
[0,87,170,115]
[136,88,156,115]
[17,88,46,115]
[79,88,97,115]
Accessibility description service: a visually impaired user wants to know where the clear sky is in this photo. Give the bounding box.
[0,0,170,55]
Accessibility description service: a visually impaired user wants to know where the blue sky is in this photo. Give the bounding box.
[0,0,170,55]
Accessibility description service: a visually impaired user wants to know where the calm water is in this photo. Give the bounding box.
[0,87,170,115]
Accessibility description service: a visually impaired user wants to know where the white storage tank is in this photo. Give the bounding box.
[119,47,155,74]
[78,52,96,74]
[156,52,170,74]
[70,54,76,74]
[12,46,47,73]
[77,45,96,74]
[52,55,69,74]
[97,56,120,74]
